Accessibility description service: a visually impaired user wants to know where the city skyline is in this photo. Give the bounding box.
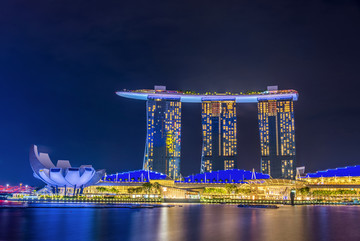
[1,1,360,185]
[1,1,360,241]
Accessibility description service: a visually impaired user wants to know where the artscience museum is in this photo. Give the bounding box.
[30,145,105,195]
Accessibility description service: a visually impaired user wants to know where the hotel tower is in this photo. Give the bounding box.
[117,85,298,179]
[143,95,181,179]
[258,91,296,179]
[200,99,237,173]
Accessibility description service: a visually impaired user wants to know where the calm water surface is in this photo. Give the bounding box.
[1,204,359,241]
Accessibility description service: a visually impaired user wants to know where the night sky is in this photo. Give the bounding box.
[1,0,360,186]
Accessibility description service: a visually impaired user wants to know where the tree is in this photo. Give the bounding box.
[203,187,226,195]
[152,182,161,194]
[96,187,107,193]
[142,182,153,194]
[237,188,252,195]
[298,187,310,196]
[109,187,118,194]
[135,187,143,193]
[225,184,237,195]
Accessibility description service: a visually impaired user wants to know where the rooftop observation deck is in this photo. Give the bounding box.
[116,86,298,103]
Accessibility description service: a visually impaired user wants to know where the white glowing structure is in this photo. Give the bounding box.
[30,145,105,194]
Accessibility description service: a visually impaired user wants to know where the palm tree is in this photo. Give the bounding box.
[152,182,161,194]
[96,187,107,193]
[225,184,237,196]
[127,188,134,194]
[142,182,153,194]
[110,187,118,194]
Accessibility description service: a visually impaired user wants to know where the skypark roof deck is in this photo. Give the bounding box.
[116,86,298,103]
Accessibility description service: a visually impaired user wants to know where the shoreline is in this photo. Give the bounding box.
[1,198,360,208]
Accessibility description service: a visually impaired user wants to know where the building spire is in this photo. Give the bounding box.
[251,168,256,180]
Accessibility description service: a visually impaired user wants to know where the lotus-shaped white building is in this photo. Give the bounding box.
[30,145,105,194]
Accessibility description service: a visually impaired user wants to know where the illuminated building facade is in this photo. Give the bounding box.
[117,85,298,180]
[258,98,296,179]
[29,145,105,195]
[144,96,181,179]
[201,99,237,173]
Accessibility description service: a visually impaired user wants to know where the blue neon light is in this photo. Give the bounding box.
[305,165,360,178]
[102,170,167,182]
[102,169,270,183]
[176,169,270,184]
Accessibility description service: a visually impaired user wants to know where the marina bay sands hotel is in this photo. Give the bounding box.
[117,86,298,179]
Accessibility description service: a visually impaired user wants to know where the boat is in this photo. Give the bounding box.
[130,204,154,209]
[237,204,279,209]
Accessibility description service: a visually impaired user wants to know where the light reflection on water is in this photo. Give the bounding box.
[1,205,360,241]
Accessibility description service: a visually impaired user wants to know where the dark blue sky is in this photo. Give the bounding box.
[0,0,360,186]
